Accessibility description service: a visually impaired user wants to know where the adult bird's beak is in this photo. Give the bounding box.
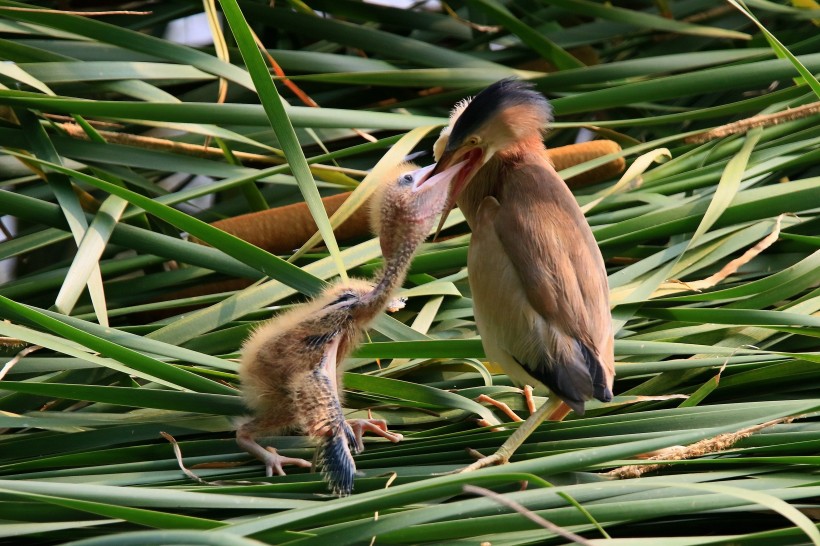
[427,146,486,238]
[410,160,465,194]
[408,160,467,225]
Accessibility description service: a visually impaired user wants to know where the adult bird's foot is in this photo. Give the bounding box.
[347,418,403,452]
[475,394,523,422]
[261,447,312,477]
[522,385,536,415]
[474,385,537,425]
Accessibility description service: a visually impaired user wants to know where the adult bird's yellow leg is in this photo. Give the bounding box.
[522,385,536,415]
[475,394,524,422]
[474,385,538,425]
[461,397,564,472]
[548,401,572,421]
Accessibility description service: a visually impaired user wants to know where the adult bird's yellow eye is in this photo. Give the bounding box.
[467,136,481,146]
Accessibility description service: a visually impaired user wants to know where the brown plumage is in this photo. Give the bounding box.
[427,78,615,470]
[238,280,376,494]
[237,160,462,493]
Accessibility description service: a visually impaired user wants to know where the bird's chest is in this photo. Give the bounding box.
[467,224,548,386]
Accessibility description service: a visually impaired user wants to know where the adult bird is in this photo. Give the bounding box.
[427,78,615,471]
[237,160,463,494]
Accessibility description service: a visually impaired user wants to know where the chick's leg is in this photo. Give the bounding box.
[322,337,403,452]
[237,425,311,477]
[346,411,403,452]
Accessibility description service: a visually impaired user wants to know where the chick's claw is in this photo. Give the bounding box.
[262,447,312,477]
[346,418,404,452]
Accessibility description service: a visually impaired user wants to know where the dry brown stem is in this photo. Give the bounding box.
[658,214,786,298]
[161,431,265,486]
[463,485,596,545]
[686,102,820,144]
[0,7,151,15]
[695,214,785,288]
[251,27,375,142]
[606,415,800,479]
[0,343,42,381]
[442,2,502,32]
[683,5,734,24]
[674,214,785,293]
[45,115,122,129]
[60,123,285,167]
[60,123,366,177]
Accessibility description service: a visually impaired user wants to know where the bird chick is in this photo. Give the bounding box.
[366,160,463,308]
[237,160,463,494]
[237,280,376,495]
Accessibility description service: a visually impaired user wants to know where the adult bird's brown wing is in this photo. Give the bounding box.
[479,162,613,412]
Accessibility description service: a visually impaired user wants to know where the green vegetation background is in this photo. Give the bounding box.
[0,1,819,544]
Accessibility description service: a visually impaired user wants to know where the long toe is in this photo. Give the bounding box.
[280,456,313,469]
[475,394,523,422]
[347,418,404,452]
[263,447,311,476]
[522,385,536,415]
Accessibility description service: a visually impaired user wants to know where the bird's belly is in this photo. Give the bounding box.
[468,243,549,392]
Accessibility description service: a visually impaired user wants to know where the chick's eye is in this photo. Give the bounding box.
[324,291,356,308]
[402,173,414,184]
[467,136,481,146]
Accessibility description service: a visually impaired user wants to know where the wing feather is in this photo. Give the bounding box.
[469,161,613,408]
[293,337,358,495]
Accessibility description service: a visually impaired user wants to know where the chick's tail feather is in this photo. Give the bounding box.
[319,420,358,496]
[299,368,359,495]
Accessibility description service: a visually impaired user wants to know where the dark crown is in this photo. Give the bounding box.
[446,78,552,152]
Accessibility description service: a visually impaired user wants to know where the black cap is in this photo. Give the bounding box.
[445,78,552,152]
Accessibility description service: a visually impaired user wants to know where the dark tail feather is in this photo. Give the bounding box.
[344,420,362,455]
[319,421,357,496]
[302,369,359,495]
[580,343,613,403]
[528,341,611,417]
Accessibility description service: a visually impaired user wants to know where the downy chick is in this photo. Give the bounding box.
[237,160,463,494]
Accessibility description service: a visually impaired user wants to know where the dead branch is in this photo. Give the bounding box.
[686,103,820,144]
[463,485,595,545]
[606,414,801,479]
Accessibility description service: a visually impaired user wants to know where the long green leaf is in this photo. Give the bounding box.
[218,0,347,280]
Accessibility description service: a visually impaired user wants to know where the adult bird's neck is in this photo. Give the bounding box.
[457,148,551,228]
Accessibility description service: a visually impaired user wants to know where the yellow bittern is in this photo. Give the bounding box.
[237,160,462,494]
[427,78,615,471]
